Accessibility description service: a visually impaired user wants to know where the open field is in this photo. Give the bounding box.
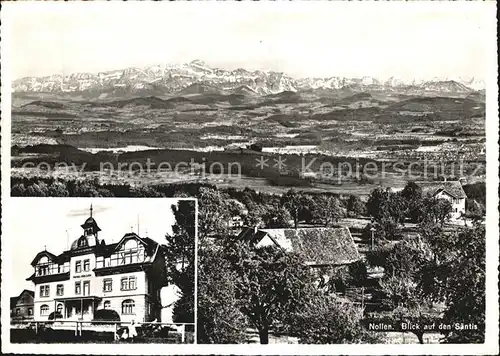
[11,85,486,194]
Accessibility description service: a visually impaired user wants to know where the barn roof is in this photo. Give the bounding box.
[417,181,467,199]
[238,227,360,266]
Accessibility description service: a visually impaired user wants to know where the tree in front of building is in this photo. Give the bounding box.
[165,200,196,323]
[281,189,305,228]
[290,293,380,344]
[400,181,423,222]
[225,241,317,344]
[197,242,248,344]
[346,194,366,218]
[420,197,453,227]
[420,224,485,343]
[313,195,344,227]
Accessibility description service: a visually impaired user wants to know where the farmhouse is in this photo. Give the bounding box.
[238,227,360,267]
[10,290,35,322]
[26,207,169,323]
[417,181,467,219]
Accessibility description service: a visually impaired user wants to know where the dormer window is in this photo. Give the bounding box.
[78,237,88,248]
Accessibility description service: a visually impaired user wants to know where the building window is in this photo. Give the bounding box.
[103,279,113,292]
[75,281,81,295]
[122,299,135,315]
[16,308,20,316]
[75,261,82,273]
[83,281,90,296]
[56,304,63,316]
[56,284,64,296]
[104,301,111,309]
[40,285,50,297]
[121,276,137,291]
[37,265,48,276]
[84,259,90,272]
[40,305,49,316]
[78,237,88,248]
[28,308,33,316]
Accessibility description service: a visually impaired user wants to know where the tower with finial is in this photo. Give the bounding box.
[81,204,101,237]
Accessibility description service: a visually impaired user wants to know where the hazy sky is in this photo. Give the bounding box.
[5,1,496,81]
[5,198,185,294]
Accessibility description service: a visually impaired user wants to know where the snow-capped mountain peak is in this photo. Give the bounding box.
[12,60,480,96]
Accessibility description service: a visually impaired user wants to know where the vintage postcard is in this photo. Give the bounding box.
[1,1,498,354]
[1,198,196,350]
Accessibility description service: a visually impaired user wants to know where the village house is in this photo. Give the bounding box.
[237,227,360,267]
[417,181,467,219]
[26,206,169,323]
[10,290,35,322]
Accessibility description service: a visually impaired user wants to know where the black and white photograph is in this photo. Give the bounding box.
[1,1,498,354]
[3,198,196,344]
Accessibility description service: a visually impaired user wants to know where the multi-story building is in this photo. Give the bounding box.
[417,181,467,220]
[10,290,35,322]
[27,207,168,323]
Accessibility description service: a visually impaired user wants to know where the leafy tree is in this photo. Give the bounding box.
[198,187,232,238]
[281,189,305,228]
[165,200,195,323]
[374,239,438,344]
[26,182,49,197]
[462,199,485,226]
[225,242,316,344]
[313,195,344,227]
[291,293,379,344]
[96,188,114,197]
[420,197,452,227]
[74,182,100,197]
[366,187,405,224]
[244,204,267,228]
[420,224,485,343]
[262,205,293,228]
[11,183,27,196]
[363,217,404,244]
[298,194,317,223]
[131,185,164,197]
[197,242,247,343]
[48,181,69,197]
[400,181,423,222]
[462,182,486,206]
[346,194,366,218]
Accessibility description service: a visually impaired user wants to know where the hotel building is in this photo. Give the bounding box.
[27,206,168,323]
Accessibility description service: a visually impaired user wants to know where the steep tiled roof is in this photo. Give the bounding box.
[238,227,360,266]
[417,181,467,199]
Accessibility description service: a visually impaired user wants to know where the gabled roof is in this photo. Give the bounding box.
[238,227,360,266]
[11,289,34,308]
[30,251,58,266]
[417,181,467,199]
[114,232,158,250]
[95,233,160,260]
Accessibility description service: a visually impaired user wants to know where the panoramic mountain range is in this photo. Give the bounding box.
[13,59,484,98]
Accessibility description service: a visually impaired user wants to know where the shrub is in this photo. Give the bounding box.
[48,312,63,320]
[93,309,120,322]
